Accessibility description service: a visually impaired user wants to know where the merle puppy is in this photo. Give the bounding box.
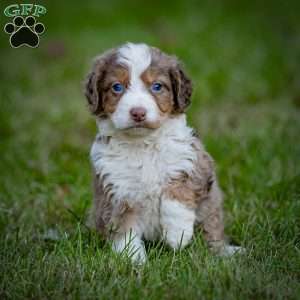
[85,43,241,263]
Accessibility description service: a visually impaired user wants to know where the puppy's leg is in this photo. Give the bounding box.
[91,173,146,263]
[196,180,225,253]
[197,182,243,256]
[110,205,146,263]
[160,198,195,249]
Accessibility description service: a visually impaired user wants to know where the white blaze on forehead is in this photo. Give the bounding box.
[111,43,159,130]
[117,43,152,80]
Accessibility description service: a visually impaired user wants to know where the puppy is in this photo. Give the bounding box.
[85,43,240,263]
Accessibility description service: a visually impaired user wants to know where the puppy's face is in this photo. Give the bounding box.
[85,43,192,134]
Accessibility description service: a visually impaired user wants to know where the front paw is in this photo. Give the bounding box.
[112,231,147,264]
[129,245,147,264]
[163,228,193,250]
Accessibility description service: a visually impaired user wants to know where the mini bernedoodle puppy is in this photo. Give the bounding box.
[85,42,241,263]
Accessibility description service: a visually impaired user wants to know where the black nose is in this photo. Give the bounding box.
[130,107,146,122]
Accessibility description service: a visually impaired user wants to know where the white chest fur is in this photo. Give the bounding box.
[90,116,198,238]
[91,116,197,202]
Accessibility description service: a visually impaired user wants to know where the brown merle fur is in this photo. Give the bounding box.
[165,138,225,250]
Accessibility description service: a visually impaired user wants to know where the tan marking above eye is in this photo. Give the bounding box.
[141,68,171,89]
[103,66,130,89]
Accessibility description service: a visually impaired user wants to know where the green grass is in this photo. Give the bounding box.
[1,1,300,299]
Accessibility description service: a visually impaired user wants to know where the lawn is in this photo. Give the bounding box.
[0,1,300,299]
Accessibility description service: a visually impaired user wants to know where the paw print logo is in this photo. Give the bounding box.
[4,16,45,48]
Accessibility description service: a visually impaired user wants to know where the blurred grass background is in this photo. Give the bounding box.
[0,0,300,299]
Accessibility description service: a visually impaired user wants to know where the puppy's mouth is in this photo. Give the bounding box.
[124,121,161,130]
[127,123,145,129]
[128,124,150,129]
[119,121,161,136]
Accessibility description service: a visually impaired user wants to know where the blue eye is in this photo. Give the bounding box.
[151,82,162,92]
[112,83,124,93]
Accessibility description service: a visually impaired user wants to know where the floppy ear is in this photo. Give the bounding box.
[169,64,193,113]
[85,70,101,114]
[84,49,115,115]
